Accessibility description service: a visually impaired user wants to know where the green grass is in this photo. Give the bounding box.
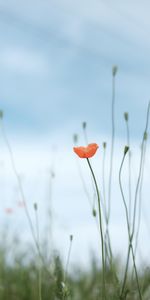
[0,244,149,300]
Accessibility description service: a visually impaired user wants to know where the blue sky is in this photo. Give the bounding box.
[0,0,150,138]
[0,0,150,267]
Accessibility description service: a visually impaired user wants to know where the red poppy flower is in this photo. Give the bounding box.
[73,143,99,158]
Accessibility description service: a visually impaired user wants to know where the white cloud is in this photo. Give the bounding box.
[1,0,150,51]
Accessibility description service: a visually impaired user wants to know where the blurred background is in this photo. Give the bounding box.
[0,0,150,269]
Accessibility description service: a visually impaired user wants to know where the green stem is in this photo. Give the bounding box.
[108,74,115,221]
[62,236,73,300]
[86,158,106,300]
[64,236,73,283]
[132,101,150,239]
[102,144,114,272]
[106,72,116,283]
[34,207,42,300]
[125,118,132,226]
[102,145,107,224]
[134,141,146,257]
[119,151,142,300]
[0,121,52,278]
[121,101,150,296]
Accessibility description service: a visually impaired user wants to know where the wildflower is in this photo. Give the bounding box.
[5,208,13,214]
[73,143,99,158]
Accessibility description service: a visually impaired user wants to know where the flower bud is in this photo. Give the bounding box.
[92,208,97,217]
[73,134,78,145]
[33,203,38,211]
[103,142,107,149]
[0,110,3,119]
[112,65,118,76]
[124,146,129,155]
[124,112,129,122]
[70,234,73,241]
[51,170,55,178]
[82,121,87,129]
[144,131,148,140]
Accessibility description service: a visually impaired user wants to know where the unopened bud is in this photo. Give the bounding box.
[70,234,73,241]
[103,142,107,149]
[124,112,129,122]
[112,65,118,76]
[51,170,55,178]
[33,203,38,211]
[73,134,78,145]
[144,131,148,140]
[92,208,97,217]
[82,121,87,129]
[124,146,129,155]
[0,110,3,119]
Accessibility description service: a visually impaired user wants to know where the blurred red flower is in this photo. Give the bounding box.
[17,201,26,208]
[5,208,13,214]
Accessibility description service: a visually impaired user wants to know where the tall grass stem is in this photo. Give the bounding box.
[119,149,142,300]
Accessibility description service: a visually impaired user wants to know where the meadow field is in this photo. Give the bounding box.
[1,2,150,299]
[0,66,150,300]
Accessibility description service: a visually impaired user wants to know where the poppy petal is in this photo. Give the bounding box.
[73,143,99,158]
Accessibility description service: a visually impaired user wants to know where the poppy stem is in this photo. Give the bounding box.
[86,158,106,300]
